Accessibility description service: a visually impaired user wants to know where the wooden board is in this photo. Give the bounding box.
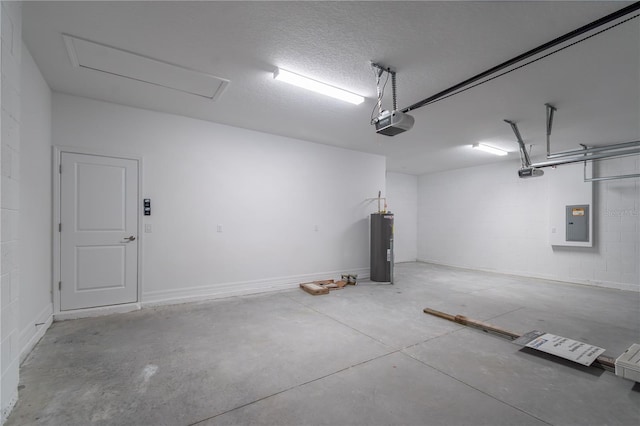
[423,307,615,371]
[300,282,329,295]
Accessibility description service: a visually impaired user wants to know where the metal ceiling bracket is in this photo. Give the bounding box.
[531,148,640,169]
[371,62,397,112]
[584,145,640,182]
[545,104,640,160]
[548,140,640,159]
[371,62,394,120]
[584,169,640,182]
[545,103,557,157]
[508,104,640,180]
[370,63,415,136]
[504,119,531,168]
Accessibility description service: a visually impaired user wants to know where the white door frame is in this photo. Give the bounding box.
[53,146,144,318]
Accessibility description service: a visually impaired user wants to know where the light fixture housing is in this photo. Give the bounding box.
[274,67,364,105]
[472,143,508,156]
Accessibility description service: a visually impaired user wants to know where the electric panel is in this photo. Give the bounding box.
[566,205,589,242]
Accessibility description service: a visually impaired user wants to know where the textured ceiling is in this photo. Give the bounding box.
[22,1,640,174]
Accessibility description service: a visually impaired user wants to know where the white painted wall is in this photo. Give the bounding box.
[19,44,52,360]
[386,172,417,263]
[418,157,640,291]
[53,93,386,305]
[1,1,21,421]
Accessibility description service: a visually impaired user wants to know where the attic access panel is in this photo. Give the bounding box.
[63,34,229,100]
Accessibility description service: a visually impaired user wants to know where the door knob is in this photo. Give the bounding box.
[124,236,136,241]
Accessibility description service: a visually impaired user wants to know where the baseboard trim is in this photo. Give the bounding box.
[142,268,369,307]
[51,269,370,319]
[416,259,639,292]
[19,303,54,364]
[54,303,141,321]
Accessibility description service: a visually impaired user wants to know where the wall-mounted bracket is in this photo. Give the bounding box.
[370,62,414,136]
[371,62,398,113]
[506,104,640,180]
[545,103,557,157]
[504,119,532,168]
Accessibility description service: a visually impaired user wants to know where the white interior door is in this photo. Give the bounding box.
[60,152,139,310]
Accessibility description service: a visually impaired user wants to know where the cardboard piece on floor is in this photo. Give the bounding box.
[514,330,606,366]
[300,276,358,296]
[300,282,329,295]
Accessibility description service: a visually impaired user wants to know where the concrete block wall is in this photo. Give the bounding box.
[418,156,639,291]
[1,1,21,422]
[18,43,53,367]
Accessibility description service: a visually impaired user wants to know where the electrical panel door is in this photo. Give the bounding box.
[566,205,589,242]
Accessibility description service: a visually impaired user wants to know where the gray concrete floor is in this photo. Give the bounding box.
[7,262,640,426]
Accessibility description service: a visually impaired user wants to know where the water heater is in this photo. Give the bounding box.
[370,213,394,283]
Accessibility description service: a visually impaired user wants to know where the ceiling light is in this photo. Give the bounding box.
[274,68,364,105]
[472,143,508,156]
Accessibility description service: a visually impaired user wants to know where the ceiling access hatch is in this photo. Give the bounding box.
[63,34,229,100]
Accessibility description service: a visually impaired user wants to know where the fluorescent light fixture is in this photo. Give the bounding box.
[274,68,364,105]
[472,143,508,156]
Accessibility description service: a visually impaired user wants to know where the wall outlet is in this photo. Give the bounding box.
[217,224,223,233]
